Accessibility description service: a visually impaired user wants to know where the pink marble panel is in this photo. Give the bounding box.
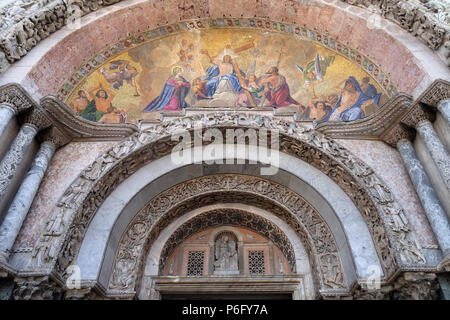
[13,141,116,249]
[336,139,438,247]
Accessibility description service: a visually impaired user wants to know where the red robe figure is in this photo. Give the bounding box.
[261,66,299,108]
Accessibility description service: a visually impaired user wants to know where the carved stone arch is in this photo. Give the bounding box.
[156,207,307,277]
[107,176,347,296]
[157,209,298,273]
[28,113,424,292]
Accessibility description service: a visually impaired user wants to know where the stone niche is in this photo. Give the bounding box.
[162,226,291,277]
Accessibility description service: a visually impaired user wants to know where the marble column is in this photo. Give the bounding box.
[416,119,450,190]
[0,141,55,262]
[0,124,38,204]
[397,139,450,257]
[437,99,450,125]
[0,103,16,137]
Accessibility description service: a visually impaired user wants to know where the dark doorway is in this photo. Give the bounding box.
[161,293,292,300]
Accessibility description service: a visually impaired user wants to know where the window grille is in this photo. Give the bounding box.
[248,250,265,275]
[186,250,205,276]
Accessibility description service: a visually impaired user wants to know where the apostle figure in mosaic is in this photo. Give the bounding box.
[260,66,300,108]
[318,76,381,123]
[142,66,191,112]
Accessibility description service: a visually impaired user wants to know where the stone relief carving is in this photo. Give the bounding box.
[353,272,439,300]
[13,275,63,300]
[0,0,120,70]
[158,209,297,275]
[0,0,448,74]
[108,176,344,293]
[342,0,449,65]
[214,233,239,274]
[27,112,424,297]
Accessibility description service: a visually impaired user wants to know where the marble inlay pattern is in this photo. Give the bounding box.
[13,141,115,248]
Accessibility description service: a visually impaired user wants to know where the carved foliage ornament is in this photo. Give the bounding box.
[109,178,344,293]
[158,209,296,275]
[342,0,449,64]
[30,113,424,290]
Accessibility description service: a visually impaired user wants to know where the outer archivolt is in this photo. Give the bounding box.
[29,113,425,297]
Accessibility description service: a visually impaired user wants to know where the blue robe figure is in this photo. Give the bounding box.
[142,67,191,112]
[204,65,243,97]
[319,76,381,123]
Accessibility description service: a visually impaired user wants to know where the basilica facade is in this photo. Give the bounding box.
[0,0,449,300]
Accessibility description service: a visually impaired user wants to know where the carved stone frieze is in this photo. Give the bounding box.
[108,177,346,293]
[0,0,120,70]
[341,0,450,65]
[27,113,425,296]
[13,275,63,300]
[352,272,439,300]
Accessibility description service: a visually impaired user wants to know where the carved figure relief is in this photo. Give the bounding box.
[27,113,424,298]
[214,233,238,274]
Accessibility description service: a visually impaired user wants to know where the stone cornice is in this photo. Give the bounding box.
[417,79,450,108]
[315,93,413,139]
[40,96,138,141]
[316,79,450,146]
[0,83,137,149]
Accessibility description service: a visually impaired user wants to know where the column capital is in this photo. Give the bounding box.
[381,123,415,148]
[0,83,36,114]
[401,103,435,129]
[20,106,52,133]
[419,80,450,108]
[416,118,433,129]
[38,126,72,149]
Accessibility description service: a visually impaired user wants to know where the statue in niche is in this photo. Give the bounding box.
[214,234,239,274]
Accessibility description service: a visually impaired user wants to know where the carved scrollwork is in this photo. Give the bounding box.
[13,275,63,300]
[29,112,423,296]
[0,82,36,112]
[341,0,449,65]
[108,176,345,293]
